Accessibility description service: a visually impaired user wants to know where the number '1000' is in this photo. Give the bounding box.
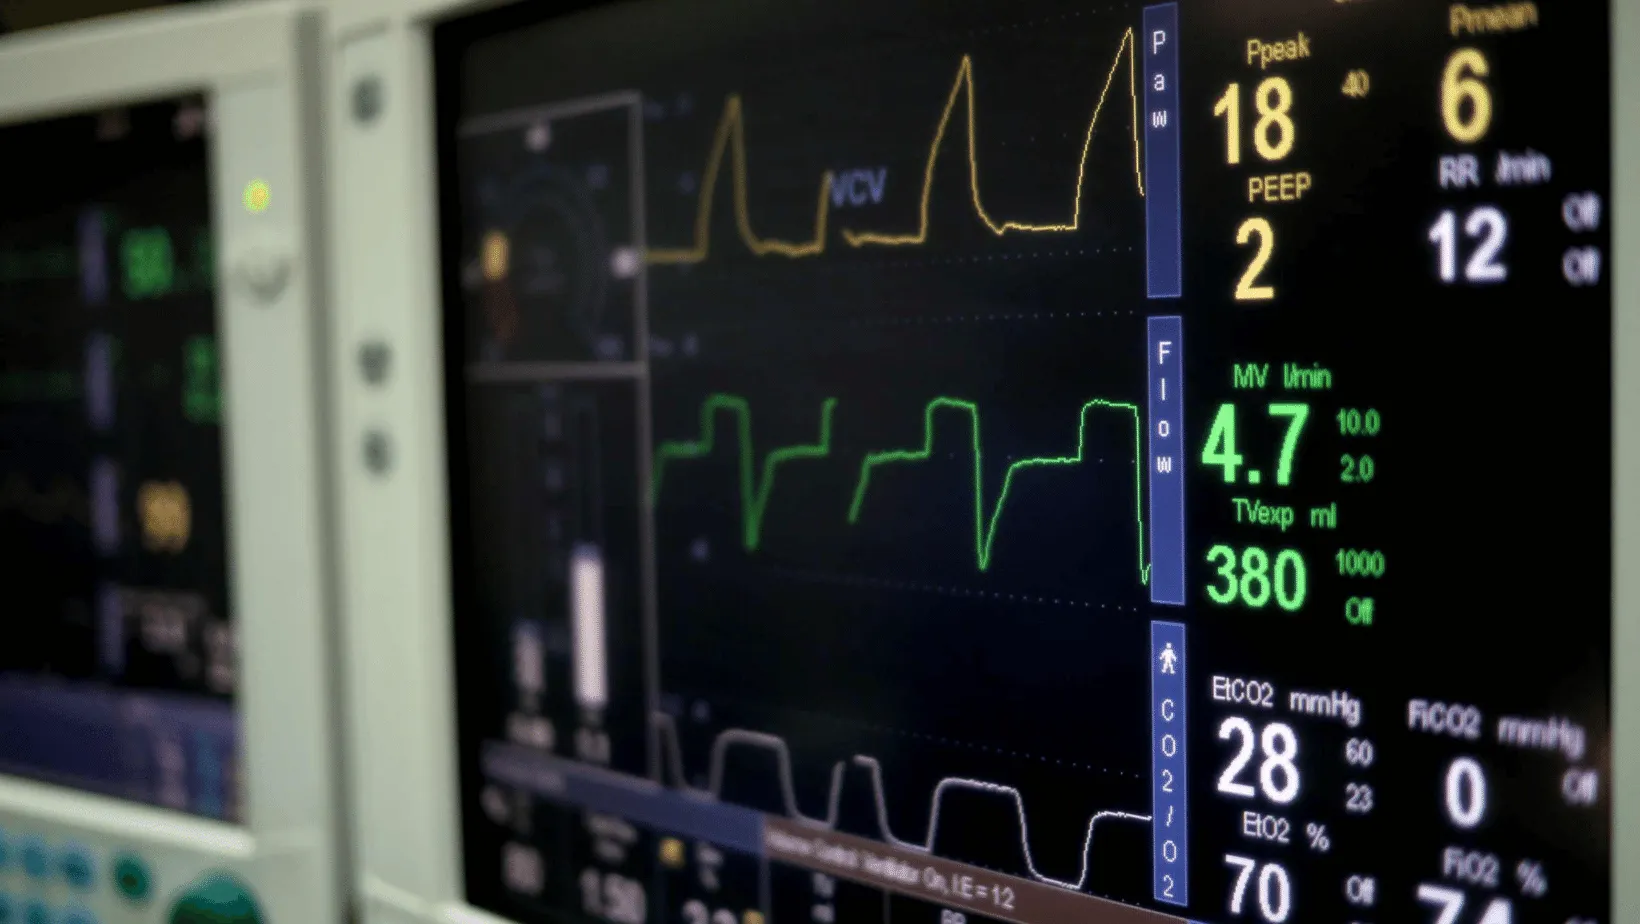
[1335,549,1386,578]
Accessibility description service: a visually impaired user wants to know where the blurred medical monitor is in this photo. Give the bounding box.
[0,6,339,924]
[0,90,234,821]
[329,3,1636,924]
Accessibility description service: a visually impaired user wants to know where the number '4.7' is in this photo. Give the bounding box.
[1203,403,1310,486]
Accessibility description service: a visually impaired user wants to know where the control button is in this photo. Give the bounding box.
[358,340,392,385]
[112,854,152,903]
[362,429,393,475]
[352,75,384,124]
[16,838,48,880]
[0,892,14,924]
[21,900,46,924]
[232,248,293,304]
[59,844,94,891]
[167,872,262,924]
[60,907,96,924]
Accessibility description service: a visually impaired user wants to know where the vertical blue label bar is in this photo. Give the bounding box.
[1143,2,1181,299]
[1147,316,1186,605]
[192,730,224,819]
[78,208,107,306]
[1151,620,1188,906]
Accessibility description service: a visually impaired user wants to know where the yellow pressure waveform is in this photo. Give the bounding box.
[646,94,835,264]
[646,27,1142,266]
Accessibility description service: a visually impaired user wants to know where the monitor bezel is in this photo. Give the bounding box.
[326,3,1639,924]
[0,3,342,921]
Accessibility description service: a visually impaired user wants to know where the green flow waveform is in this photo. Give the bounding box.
[847,397,1148,582]
[651,393,839,550]
[652,393,1149,584]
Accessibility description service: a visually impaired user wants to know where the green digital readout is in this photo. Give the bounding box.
[183,336,221,424]
[1340,454,1377,484]
[1201,402,1310,487]
[119,226,215,300]
[1336,549,1386,579]
[121,227,175,299]
[1204,544,1308,611]
[1335,407,1381,436]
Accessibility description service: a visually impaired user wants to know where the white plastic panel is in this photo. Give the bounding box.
[327,9,464,918]
[0,5,341,924]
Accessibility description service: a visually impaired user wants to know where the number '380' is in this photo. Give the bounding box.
[1205,544,1307,611]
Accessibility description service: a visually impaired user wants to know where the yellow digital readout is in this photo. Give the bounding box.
[139,480,192,553]
[482,230,511,281]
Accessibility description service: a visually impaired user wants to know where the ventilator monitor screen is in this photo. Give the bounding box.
[435,2,1611,923]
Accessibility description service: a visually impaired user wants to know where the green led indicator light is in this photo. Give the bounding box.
[243,180,271,214]
[183,337,221,425]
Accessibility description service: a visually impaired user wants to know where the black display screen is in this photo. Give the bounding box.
[0,95,237,820]
[437,3,1611,924]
